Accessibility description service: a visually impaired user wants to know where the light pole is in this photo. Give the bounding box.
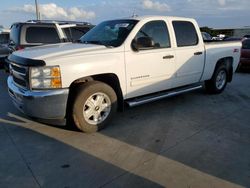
[35,0,40,20]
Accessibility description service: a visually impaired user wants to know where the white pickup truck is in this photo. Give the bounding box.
[7,16,241,132]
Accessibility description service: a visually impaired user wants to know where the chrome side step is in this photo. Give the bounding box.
[126,85,203,107]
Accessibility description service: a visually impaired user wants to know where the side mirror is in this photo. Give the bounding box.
[131,37,154,52]
[131,39,139,51]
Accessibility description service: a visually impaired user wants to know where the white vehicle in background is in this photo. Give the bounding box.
[201,32,212,41]
[212,34,226,40]
[7,16,241,133]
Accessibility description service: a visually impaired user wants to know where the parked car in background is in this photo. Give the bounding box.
[212,34,226,41]
[243,35,250,39]
[9,20,93,51]
[201,32,212,41]
[3,20,93,70]
[223,37,242,41]
[0,29,9,45]
[0,29,10,69]
[238,38,250,70]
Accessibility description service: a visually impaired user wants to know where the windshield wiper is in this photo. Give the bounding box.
[81,40,114,48]
[81,40,102,45]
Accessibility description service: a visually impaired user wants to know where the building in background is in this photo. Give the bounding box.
[213,27,250,38]
[201,26,250,38]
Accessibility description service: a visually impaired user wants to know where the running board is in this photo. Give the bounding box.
[126,85,203,107]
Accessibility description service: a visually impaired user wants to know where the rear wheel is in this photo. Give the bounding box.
[205,64,228,94]
[72,81,117,133]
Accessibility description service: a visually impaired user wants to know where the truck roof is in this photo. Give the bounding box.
[11,20,93,28]
[106,15,196,24]
[129,15,195,22]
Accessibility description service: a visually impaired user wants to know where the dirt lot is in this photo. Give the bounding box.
[0,70,250,188]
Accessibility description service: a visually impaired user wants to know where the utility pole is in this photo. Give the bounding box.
[35,0,40,20]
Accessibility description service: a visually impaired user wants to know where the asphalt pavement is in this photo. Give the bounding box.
[0,70,250,188]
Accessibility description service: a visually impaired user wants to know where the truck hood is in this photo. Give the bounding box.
[13,43,108,61]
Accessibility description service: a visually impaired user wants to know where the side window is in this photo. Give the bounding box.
[71,27,90,41]
[173,21,198,47]
[10,24,20,44]
[242,39,250,49]
[63,28,71,40]
[26,26,60,44]
[63,27,90,42]
[134,20,171,49]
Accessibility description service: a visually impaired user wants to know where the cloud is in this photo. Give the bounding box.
[186,0,249,11]
[142,0,171,12]
[218,0,226,6]
[13,3,95,20]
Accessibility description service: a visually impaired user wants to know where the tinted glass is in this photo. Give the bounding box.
[242,39,250,49]
[0,33,9,44]
[10,24,20,45]
[63,27,91,42]
[173,21,198,47]
[202,32,212,41]
[26,27,60,43]
[63,28,71,40]
[135,20,170,49]
[80,20,138,47]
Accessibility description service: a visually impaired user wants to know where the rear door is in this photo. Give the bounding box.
[172,21,205,87]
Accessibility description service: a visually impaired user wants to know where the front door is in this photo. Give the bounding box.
[125,20,176,99]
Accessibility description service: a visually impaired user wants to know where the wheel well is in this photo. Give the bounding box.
[215,57,233,82]
[68,74,124,113]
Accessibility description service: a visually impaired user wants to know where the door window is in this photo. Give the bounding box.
[173,21,198,47]
[134,20,171,49]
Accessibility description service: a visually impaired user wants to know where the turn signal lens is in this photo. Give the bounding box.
[51,78,62,88]
[51,67,61,77]
[30,66,62,89]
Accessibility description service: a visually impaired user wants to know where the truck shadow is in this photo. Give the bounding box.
[0,117,163,188]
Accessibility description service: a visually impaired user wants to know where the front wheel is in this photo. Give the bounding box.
[205,65,228,94]
[72,81,117,133]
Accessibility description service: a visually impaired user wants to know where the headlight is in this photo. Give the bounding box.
[30,66,62,89]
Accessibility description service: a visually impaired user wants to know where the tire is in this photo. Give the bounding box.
[205,64,228,94]
[72,81,117,133]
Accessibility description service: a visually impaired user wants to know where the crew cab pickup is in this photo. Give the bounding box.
[7,16,241,132]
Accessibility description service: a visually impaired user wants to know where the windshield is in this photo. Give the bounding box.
[80,19,138,47]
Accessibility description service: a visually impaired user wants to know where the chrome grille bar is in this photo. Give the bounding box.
[10,63,29,89]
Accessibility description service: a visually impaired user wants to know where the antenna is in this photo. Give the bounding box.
[131,11,138,18]
[35,0,40,20]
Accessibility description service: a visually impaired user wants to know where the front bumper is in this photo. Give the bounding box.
[7,76,69,124]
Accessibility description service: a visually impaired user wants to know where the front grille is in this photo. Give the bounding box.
[10,63,29,89]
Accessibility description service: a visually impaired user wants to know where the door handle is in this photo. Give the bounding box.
[194,52,203,55]
[163,55,174,59]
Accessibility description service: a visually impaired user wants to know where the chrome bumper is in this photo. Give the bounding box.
[7,76,69,123]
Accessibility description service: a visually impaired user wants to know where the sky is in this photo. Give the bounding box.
[0,0,250,29]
